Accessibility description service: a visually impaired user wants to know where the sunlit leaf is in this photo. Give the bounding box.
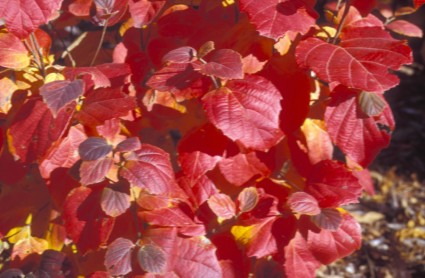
[218,152,270,186]
[9,99,73,163]
[237,187,259,213]
[0,33,30,69]
[129,0,166,28]
[202,75,284,151]
[0,0,62,38]
[120,144,184,197]
[386,19,423,37]
[39,125,86,179]
[284,232,321,277]
[208,193,236,220]
[325,86,395,166]
[296,27,412,92]
[76,87,137,126]
[238,0,317,40]
[307,213,361,264]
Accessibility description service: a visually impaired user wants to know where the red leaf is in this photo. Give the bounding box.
[300,119,334,165]
[92,0,128,26]
[97,118,121,141]
[287,192,320,216]
[325,86,395,166]
[101,185,131,217]
[208,193,236,220]
[307,213,361,264]
[351,0,377,15]
[199,49,244,80]
[63,63,131,89]
[232,216,296,258]
[353,168,375,195]
[76,87,136,126]
[115,137,141,153]
[178,175,218,208]
[137,191,170,210]
[80,157,114,185]
[137,243,167,274]
[0,32,30,69]
[296,27,412,92]
[105,237,135,276]
[237,187,259,213]
[120,144,183,197]
[311,208,342,231]
[178,151,221,180]
[202,75,284,151]
[39,125,86,179]
[306,160,363,208]
[9,99,73,163]
[284,232,321,278]
[218,152,270,186]
[68,0,92,16]
[78,137,113,161]
[147,63,202,93]
[162,46,197,64]
[238,0,317,40]
[140,206,205,236]
[386,20,423,38]
[242,54,267,75]
[129,0,166,28]
[342,6,383,29]
[168,236,222,277]
[40,80,84,117]
[414,0,425,8]
[63,185,115,253]
[0,0,62,38]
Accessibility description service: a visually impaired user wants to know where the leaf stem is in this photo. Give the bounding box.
[48,23,77,67]
[199,58,220,89]
[90,19,109,66]
[130,187,143,239]
[332,0,351,44]
[24,33,46,78]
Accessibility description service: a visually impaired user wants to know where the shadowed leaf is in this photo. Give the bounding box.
[78,137,113,161]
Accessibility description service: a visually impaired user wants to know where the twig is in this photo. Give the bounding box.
[199,58,220,89]
[90,19,109,66]
[332,0,351,44]
[29,32,46,77]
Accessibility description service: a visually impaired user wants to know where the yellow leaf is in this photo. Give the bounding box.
[231,225,254,245]
[0,77,18,113]
[5,214,33,244]
[11,236,48,260]
[45,72,65,83]
[0,32,30,69]
[45,223,66,251]
[5,226,30,244]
